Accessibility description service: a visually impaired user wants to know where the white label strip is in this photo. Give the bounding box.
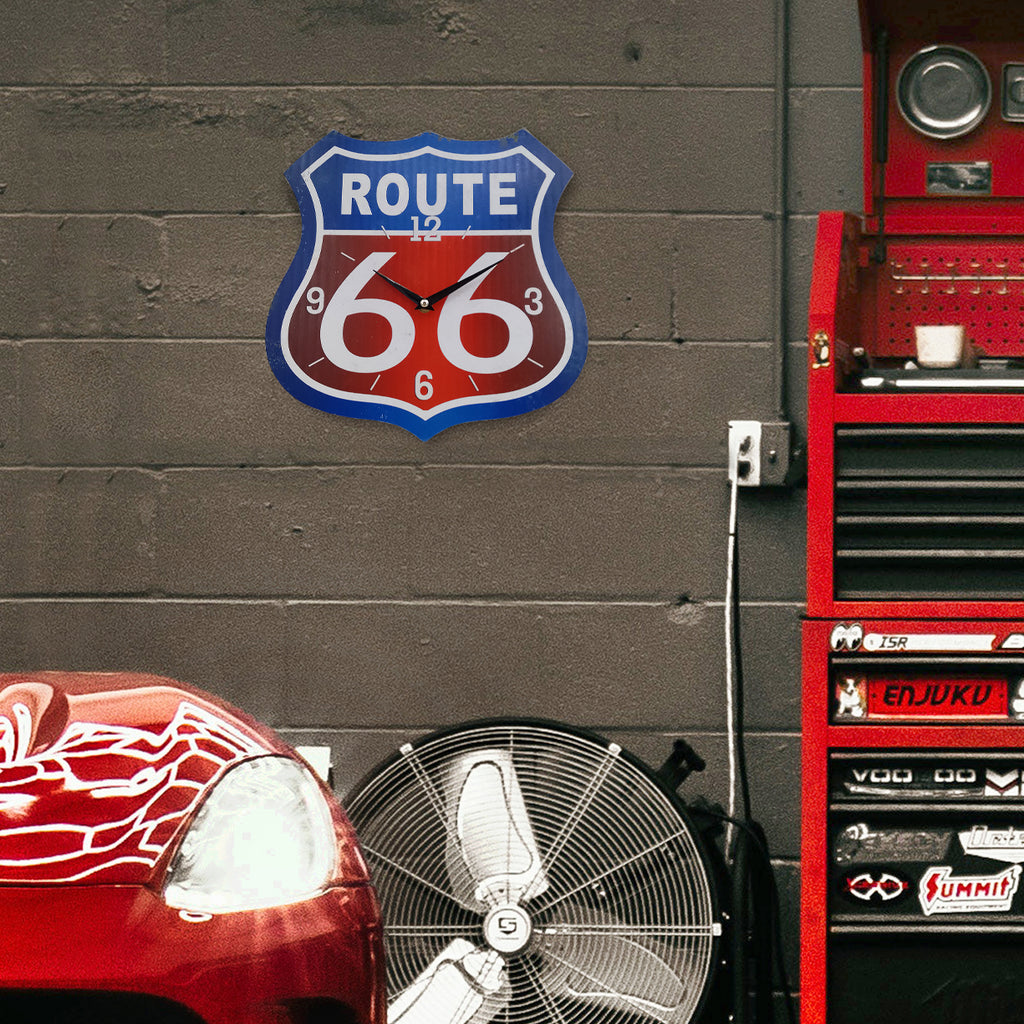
[863,633,996,653]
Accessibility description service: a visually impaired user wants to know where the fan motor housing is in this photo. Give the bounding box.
[483,904,532,954]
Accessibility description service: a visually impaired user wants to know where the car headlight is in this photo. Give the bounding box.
[164,755,337,914]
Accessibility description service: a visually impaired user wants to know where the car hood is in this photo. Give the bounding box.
[0,671,283,885]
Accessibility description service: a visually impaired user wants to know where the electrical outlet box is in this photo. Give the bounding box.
[728,420,762,485]
[728,420,792,487]
[759,420,792,487]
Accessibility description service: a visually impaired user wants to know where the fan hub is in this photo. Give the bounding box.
[483,903,532,954]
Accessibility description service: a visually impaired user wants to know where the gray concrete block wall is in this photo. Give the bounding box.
[1,0,863,1015]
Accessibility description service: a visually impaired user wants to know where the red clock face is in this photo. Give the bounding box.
[266,132,588,439]
[284,232,570,412]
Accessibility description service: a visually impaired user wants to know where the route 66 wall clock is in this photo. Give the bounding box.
[264,130,587,439]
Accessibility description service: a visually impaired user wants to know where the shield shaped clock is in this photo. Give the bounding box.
[265,130,587,439]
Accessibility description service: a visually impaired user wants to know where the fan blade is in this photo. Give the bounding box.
[389,939,509,1024]
[446,749,549,906]
[539,912,688,1024]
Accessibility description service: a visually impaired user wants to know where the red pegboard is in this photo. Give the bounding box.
[874,240,1024,357]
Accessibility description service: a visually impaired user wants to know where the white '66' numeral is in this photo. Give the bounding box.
[315,252,534,386]
[318,253,415,373]
[437,252,532,373]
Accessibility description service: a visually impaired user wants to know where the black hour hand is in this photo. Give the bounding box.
[372,269,430,309]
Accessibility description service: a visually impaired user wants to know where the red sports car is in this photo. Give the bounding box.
[0,671,385,1024]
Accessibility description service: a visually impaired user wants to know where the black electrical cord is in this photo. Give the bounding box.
[725,477,797,1024]
[729,484,753,827]
[730,512,776,1023]
[712,809,798,1024]
[727,476,753,1024]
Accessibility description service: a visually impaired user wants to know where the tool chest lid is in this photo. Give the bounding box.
[860,0,1024,231]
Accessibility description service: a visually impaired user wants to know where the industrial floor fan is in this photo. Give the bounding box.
[345,719,728,1024]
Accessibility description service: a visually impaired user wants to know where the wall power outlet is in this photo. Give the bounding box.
[727,420,792,487]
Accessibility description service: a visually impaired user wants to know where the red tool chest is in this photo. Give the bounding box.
[802,3,1024,1020]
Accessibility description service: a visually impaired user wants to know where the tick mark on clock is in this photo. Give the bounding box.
[468,375,479,392]
[339,250,357,262]
[380,225,391,239]
[509,243,526,254]
[527,357,543,368]
[309,356,326,367]
[461,225,472,239]
[370,374,381,392]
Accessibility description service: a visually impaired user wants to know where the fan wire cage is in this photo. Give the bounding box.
[345,720,721,1024]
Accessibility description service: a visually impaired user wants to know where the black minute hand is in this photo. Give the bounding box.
[422,254,509,309]
[371,269,430,309]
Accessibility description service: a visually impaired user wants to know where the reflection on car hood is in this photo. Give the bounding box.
[0,672,277,885]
